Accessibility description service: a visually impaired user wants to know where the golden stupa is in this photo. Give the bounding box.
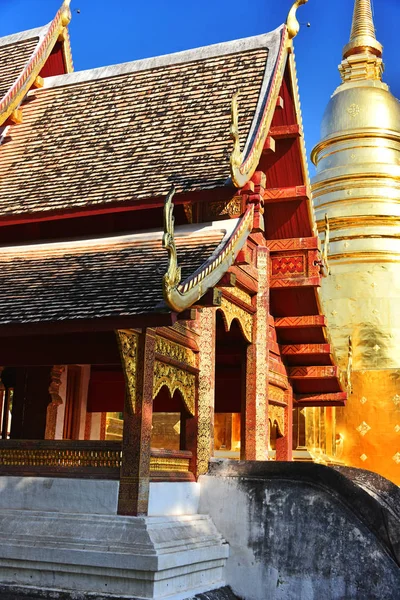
[310,0,400,484]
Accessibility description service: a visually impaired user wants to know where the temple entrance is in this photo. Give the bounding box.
[213,311,248,459]
[152,387,190,451]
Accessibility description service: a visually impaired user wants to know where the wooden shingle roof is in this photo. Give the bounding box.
[0,28,284,217]
[0,220,235,330]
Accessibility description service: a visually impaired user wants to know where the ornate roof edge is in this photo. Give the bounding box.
[230,25,288,188]
[162,189,254,312]
[0,0,72,128]
[230,0,309,188]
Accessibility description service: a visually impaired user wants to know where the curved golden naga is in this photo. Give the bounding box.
[162,184,181,305]
[286,0,308,40]
[230,90,243,172]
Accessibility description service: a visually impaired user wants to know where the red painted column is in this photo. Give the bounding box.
[117,328,156,516]
[276,388,293,461]
[241,172,269,460]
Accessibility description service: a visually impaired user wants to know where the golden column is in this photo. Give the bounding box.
[311,0,400,483]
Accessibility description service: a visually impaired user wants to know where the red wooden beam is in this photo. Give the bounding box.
[275,316,327,329]
[0,312,177,337]
[288,366,339,379]
[281,343,331,355]
[267,237,320,252]
[263,185,307,203]
[269,124,300,139]
[295,392,347,407]
[270,276,321,289]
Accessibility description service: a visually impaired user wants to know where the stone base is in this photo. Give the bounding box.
[0,509,229,599]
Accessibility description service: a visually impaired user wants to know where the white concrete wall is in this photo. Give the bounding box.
[148,482,200,516]
[0,477,119,514]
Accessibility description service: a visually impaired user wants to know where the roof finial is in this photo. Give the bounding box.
[162,185,181,305]
[342,0,382,59]
[286,0,308,40]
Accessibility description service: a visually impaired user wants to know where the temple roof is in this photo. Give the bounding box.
[0,27,284,217]
[0,220,236,331]
[0,27,46,99]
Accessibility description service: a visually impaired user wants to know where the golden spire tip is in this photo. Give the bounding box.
[343,0,382,59]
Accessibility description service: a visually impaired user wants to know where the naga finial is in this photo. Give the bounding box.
[286,0,308,40]
[61,0,72,27]
[162,185,181,304]
[230,90,243,175]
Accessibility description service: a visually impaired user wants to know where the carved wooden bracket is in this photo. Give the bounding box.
[45,365,65,440]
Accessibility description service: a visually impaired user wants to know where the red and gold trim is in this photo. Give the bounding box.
[0,0,72,128]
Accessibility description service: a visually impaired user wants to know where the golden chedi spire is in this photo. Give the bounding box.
[340,0,384,82]
[310,0,400,484]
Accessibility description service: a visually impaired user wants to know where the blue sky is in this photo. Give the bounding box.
[1,0,399,175]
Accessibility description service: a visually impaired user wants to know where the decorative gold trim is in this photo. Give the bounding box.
[150,456,190,472]
[226,286,253,305]
[230,28,288,188]
[286,0,308,40]
[155,336,196,367]
[116,331,138,414]
[218,297,253,343]
[269,405,285,437]
[162,185,181,304]
[268,385,287,404]
[0,0,72,127]
[230,90,243,172]
[45,365,65,440]
[153,360,195,415]
[162,197,254,312]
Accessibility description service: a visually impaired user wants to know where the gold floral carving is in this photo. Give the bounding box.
[155,336,196,367]
[197,309,216,476]
[228,286,253,305]
[116,330,138,414]
[153,360,195,416]
[219,297,253,343]
[269,405,285,437]
[268,385,286,404]
[208,196,242,220]
[254,249,269,457]
[45,365,65,440]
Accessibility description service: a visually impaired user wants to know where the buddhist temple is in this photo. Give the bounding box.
[311,0,400,484]
[0,1,398,599]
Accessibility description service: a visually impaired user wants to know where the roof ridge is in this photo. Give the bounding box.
[0,24,51,48]
[41,25,284,91]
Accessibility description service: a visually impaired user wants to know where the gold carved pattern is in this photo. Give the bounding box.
[268,385,287,404]
[155,336,196,367]
[197,309,216,476]
[254,249,269,457]
[44,365,65,440]
[0,447,190,473]
[153,360,195,416]
[0,447,121,468]
[150,456,190,472]
[207,196,242,219]
[228,286,253,305]
[347,103,361,118]
[219,297,253,343]
[269,405,285,437]
[117,331,138,414]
